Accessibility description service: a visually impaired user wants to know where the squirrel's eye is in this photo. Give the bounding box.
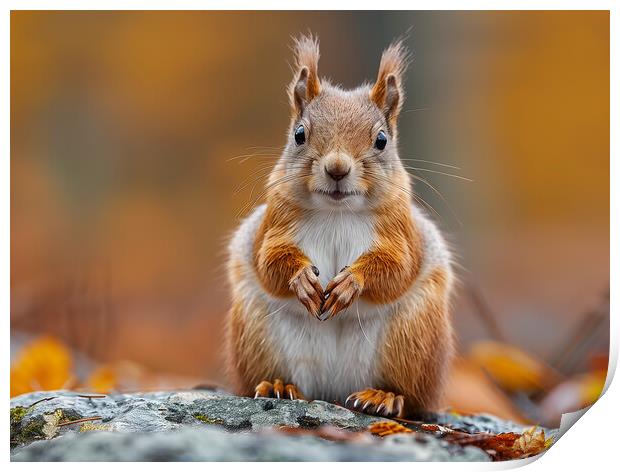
[375,130,387,150]
[294,125,306,145]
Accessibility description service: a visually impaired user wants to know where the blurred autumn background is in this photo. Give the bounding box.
[10,11,609,428]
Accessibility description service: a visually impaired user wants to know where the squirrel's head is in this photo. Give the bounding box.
[269,34,411,211]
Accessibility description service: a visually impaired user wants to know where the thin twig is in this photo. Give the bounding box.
[466,282,507,343]
[29,397,57,408]
[392,417,425,427]
[550,289,609,375]
[58,416,103,427]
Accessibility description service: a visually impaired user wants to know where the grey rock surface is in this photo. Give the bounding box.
[10,389,528,461]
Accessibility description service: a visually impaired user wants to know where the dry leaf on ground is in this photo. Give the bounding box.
[369,420,553,461]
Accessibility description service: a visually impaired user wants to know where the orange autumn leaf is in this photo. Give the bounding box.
[580,370,606,405]
[468,341,561,394]
[371,420,554,461]
[444,357,531,423]
[512,426,552,457]
[86,365,118,393]
[368,421,413,437]
[10,337,74,397]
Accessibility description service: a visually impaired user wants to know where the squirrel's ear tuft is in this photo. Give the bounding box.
[289,34,321,118]
[370,40,409,127]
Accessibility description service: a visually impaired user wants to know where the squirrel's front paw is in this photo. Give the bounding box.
[320,267,363,320]
[289,265,324,318]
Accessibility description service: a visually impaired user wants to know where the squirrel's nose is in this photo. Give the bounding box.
[325,165,351,182]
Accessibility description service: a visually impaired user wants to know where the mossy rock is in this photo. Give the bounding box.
[10,389,549,461]
[10,404,84,449]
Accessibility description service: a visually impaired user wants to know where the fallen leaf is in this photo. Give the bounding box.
[512,426,547,457]
[468,341,561,394]
[41,410,63,440]
[368,421,413,437]
[86,365,117,393]
[371,420,552,461]
[441,426,551,460]
[444,357,531,423]
[10,337,73,397]
[421,423,455,434]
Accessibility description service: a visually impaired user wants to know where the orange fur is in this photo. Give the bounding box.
[370,40,408,128]
[226,244,287,396]
[350,192,423,304]
[252,200,309,298]
[377,268,454,413]
[226,297,282,397]
[289,34,321,117]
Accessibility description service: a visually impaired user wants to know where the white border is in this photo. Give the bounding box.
[3,2,616,470]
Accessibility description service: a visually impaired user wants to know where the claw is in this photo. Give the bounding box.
[254,392,260,399]
[345,389,404,418]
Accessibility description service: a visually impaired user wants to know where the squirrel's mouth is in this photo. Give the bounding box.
[315,189,361,201]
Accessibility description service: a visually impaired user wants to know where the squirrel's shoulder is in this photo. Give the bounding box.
[411,203,453,277]
[228,204,267,263]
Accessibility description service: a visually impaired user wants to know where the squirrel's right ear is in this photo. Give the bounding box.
[289,34,321,118]
[370,40,409,128]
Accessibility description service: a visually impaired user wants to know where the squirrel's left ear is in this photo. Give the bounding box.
[289,34,321,118]
[370,40,409,128]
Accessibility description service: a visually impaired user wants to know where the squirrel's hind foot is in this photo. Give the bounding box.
[254,379,305,400]
[346,389,405,418]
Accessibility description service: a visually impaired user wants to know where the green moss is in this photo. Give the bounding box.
[193,413,224,425]
[10,407,85,448]
[10,414,46,448]
[58,409,82,422]
[10,406,28,426]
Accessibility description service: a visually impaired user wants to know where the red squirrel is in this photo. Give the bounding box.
[226,35,454,418]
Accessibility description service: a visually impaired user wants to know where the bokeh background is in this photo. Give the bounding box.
[11,11,609,427]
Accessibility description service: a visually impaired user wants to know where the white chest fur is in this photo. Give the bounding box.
[264,210,387,402]
[294,210,376,286]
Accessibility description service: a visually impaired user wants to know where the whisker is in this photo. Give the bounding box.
[227,152,280,163]
[407,173,463,227]
[356,300,374,349]
[403,166,473,182]
[233,164,311,195]
[245,145,285,151]
[411,192,443,221]
[264,304,287,318]
[361,169,445,222]
[237,173,313,217]
[343,198,354,214]
[402,107,431,114]
[400,157,461,170]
